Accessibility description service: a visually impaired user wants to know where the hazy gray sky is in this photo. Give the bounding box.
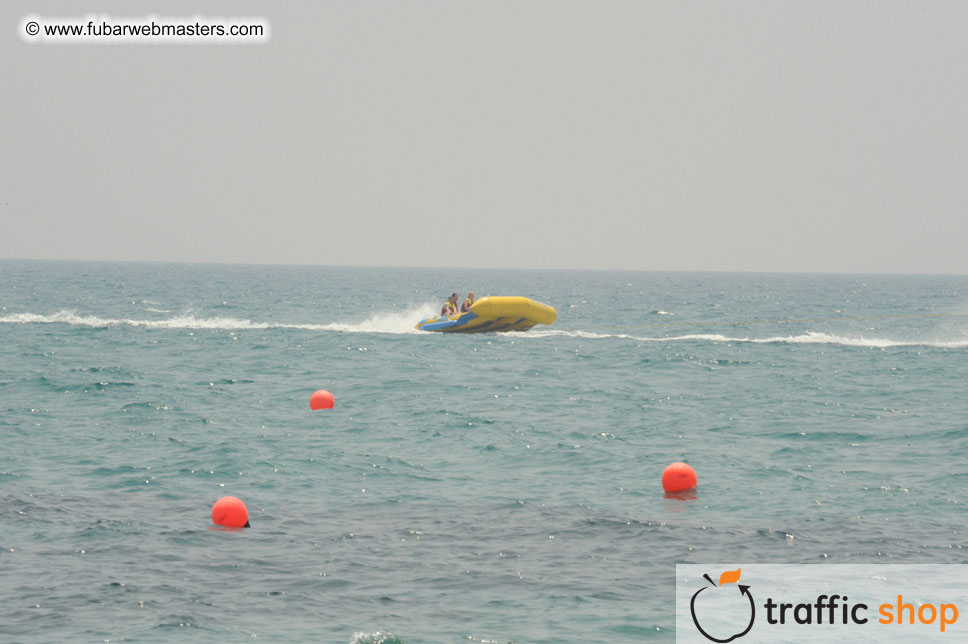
[4,1,967,273]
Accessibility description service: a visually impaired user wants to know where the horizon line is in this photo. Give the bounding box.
[0,256,966,278]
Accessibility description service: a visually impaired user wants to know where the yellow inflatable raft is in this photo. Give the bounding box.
[415,296,557,333]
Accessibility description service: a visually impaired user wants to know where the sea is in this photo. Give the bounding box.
[1,260,967,643]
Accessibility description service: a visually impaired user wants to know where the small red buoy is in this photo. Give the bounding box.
[212,496,249,528]
[662,462,698,493]
[310,389,335,410]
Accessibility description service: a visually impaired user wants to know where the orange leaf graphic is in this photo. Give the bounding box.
[719,568,741,586]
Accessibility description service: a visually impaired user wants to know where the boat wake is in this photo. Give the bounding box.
[522,328,968,349]
[4,309,966,347]
[0,304,439,335]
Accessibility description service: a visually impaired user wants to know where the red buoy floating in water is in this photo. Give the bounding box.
[310,389,335,410]
[212,496,249,528]
[662,462,698,493]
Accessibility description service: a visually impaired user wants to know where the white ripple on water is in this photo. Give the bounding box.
[0,305,439,335]
[521,328,968,349]
[4,310,967,347]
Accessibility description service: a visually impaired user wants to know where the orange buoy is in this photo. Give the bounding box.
[662,462,698,493]
[212,496,249,528]
[310,389,335,410]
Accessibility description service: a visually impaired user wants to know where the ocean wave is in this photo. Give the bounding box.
[523,329,968,349]
[0,305,438,335]
[350,632,407,644]
[5,310,966,347]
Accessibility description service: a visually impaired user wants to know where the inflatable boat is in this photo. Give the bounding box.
[416,296,557,333]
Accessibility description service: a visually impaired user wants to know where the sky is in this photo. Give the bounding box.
[3,1,967,273]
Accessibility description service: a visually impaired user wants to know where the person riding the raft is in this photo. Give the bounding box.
[441,293,459,317]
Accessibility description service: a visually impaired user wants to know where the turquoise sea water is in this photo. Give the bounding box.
[2,260,967,643]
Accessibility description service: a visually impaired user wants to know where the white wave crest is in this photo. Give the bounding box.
[309,304,438,334]
[662,331,968,348]
[520,328,968,349]
[4,310,966,347]
[349,632,406,644]
[0,304,439,335]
